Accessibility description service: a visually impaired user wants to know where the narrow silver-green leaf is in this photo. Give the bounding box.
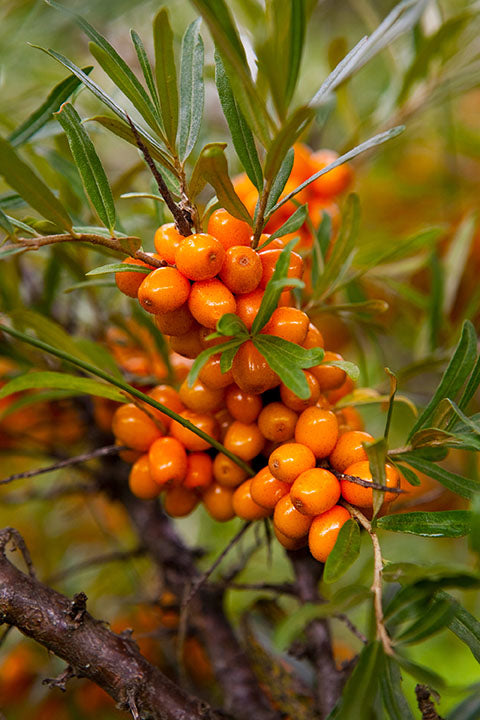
[264,106,315,182]
[0,371,125,403]
[285,0,306,105]
[178,18,204,161]
[377,510,472,537]
[131,30,162,118]
[196,144,251,223]
[56,103,116,232]
[153,8,179,149]
[258,204,307,249]
[324,519,361,583]
[86,262,152,277]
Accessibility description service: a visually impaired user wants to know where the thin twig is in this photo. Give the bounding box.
[334,613,368,645]
[0,527,36,578]
[330,469,406,494]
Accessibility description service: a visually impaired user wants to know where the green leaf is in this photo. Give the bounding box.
[327,360,360,382]
[469,494,480,557]
[268,128,404,217]
[87,115,176,175]
[439,590,480,664]
[64,279,116,293]
[56,103,116,232]
[365,437,387,519]
[265,148,294,213]
[334,642,383,720]
[196,144,251,223]
[191,0,272,145]
[458,355,480,412]
[214,52,262,191]
[285,0,306,105]
[393,652,446,691]
[377,510,472,537]
[251,237,299,333]
[0,209,14,238]
[257,204,307,249]
[448,691,480,720]
[380,655,415,720]
[216,313,248,338]
[323,519,360,583]
[9,309,92,366]
[189,142,226,200]
[264,106,315,183]
[0,389,79,421]
[382,562,480,589]
[86,262,152,277]
[0,136,72,231]
[9,68,92,147]
[394,463,420,487]
[74,338,124,381]
[177,18,204,161]
[153,8,179,149]
[408,320,478,440]
[400,453,479,499]
[0,371,125,404]
[253,335,324,399]
[187,339,244,388]
[428,250,443,351]
[220,342,243,373]
[130,29,162,118]
[442,213,476,317]
[395,595,455,645]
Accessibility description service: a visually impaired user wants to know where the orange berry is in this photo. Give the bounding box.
[268,442,316,483]
[258,248,304,289]
[329,431,374,472]
[169,353,194,382]
[257,402,297,442]
[129,455,161,499]
[149,436,188,487]
[308,505,351,562]
[336,406,365,433]
[223,420,265,461]
[154,303,195,336]
[250,467,290,509]
[231,340,279,394]
[138,267,190,314]
[154,223,184,263]
[341,461,399,507]
[290,468,340,516]
[225,384,263,424]
[219,245,262,294]
[117,442,143,464]
[235,289,264,331]
[175,233,225,281]
[188,279,236,329]
[147,385,184,430]
[207,209,252,249]
[310,351,347,391]
[274,526,307,550]
[198,353,234,389]
[280,371,320,412]
[170,410,219,451]
[215,407,234,441]
[303,323,325,350]
[115,257,153,298]
[295,407,338,458]
[263,307,309,344]
[202,483,235,521]
[179,378,224,413]
[112,403,163,451]
[273,494,313,539]
[326,376,355,405]
[184,452,213,490]
[233,479,271,520]
[310,150,353,197]
[167,325,204,358]
[164,486,198,517]
[213,452,248,487]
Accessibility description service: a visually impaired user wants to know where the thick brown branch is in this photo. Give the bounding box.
[0,531,223,720]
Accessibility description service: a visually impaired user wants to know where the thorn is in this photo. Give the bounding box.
[42,665,76,692]
[69,592,88,625]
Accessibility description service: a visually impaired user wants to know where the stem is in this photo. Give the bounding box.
[251,180,273,249]
[387,445,413,456]
[342,502,393,655]
[0,323,254,476]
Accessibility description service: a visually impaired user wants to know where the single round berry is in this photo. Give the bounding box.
[294,407,339,458]
[233,479,270,520]
[179,377,224,414]
[257,402,297,442]
[154,303,195,336]
[225,384,263,424]
[250,467,290,510]
[231,340,280,395]
[268,442,316,483]
[219,245,262,294]
[148,436,188,487]
[207,209,252,249]
[263,307,309,345]
[129,455,161,499]
[223,420,265,461]
[170,410,219,452]
[198,353,234,389]
[273,494,313,539]
[290,468,340,516]
[308,505,351,562]
[202,483,235,521]
[164,486,198,517]
[280,371,320,413]
[310,351,347,391]
[115,257,154,298]
[112,403,163,452]
[188,279,236,329]
[154,223,184,263]
[138,267,190,314]
[175,233,226,281]
[213,453,248,487]
[329,431,374,472]
[184,452,213,490]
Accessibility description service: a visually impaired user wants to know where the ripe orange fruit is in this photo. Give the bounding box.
[294,407,338,458]
[219,245,262,294]
[115,257,154,298]
[341,461,399,507]
[184,452,213,490]
[310,351,347,391]
[263,307,309,344]
[250,467,290,509]
[138,267,190,314]
[198,353,234,389]
[167,325,204,358]
[225,384,263,424]
[223,420,265,461]
[164,486,199,517]
[290,468,340,516]
[308,505,351,562]
[257,402,297,442]
[231,341,279,394]
[326,376,355,404]
[329,430,374,472]
[175,233,225,281]
[235,289,264,331]
[154,303,195,336]
[337,406,364,432]
[213,452,248,487]
[310,150,353,197]
[129,455,161,499]
[154,223,185,263]
[170,410,219,451]
[302,323,325,349]
[207,209,252,249]
[202,483,235,521]
[148,436,188,487]
[112,403,163,451]
[280,371,320,412]
[258,248,304,289]
[147,385,185,429]
[273,494,313,539]
[188,279,236,329]
[268,442,316,483]
[274,526,307,550]
[179,378,224,413]
[215,407,233,441]
[233,479,270,520]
